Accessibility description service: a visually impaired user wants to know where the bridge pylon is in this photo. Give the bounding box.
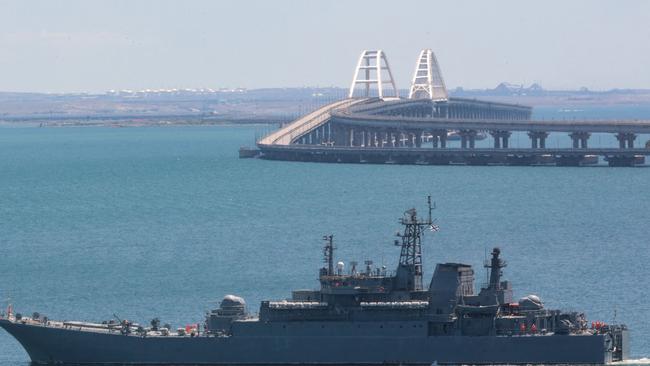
[348,50,399,99]
[408,49,448,101]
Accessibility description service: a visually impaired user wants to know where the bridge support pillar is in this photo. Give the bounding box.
[528,131,549,149]
[616,132,636,149]
[353,129,362,147]
[429,130,447,148]
[324,125,330,145]
[539,132,547,148]
[333,125,346,146]
[569,132,590,149]
[405,132,414,147]
[459,130,477,149]
[415,131,423,148]
[345,127,353,147]
[490,130,511,149]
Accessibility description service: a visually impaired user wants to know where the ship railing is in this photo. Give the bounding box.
[320,270,395,280]
[267,301,329,309]
[360,301,429,309]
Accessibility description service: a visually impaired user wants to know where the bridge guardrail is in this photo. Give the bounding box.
[258,98,367,146]
[286,99,365,143]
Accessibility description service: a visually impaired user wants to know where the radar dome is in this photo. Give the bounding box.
[518,294,543,310]
[221,295,246,308]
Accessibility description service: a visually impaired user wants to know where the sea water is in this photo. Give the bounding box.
[1,105,650,364]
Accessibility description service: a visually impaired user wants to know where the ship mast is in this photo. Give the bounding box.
[395,196,435,291]
[484,247,506,290]
[322,235,335,276]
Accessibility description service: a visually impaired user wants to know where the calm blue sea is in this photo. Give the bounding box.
[1,104,650,364]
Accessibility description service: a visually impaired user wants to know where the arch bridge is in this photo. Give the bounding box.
[256,49,650,167]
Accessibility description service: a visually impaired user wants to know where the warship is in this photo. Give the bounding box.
[1,198,629,365]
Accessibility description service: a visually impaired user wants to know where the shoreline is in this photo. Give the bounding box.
[0,121,279,128]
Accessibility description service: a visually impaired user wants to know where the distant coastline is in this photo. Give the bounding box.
[2,85,650,127]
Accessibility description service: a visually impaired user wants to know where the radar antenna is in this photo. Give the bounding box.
[394,196,437,291]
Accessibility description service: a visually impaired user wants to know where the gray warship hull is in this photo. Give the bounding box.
[0,319,626,365]
[0,201,630,364]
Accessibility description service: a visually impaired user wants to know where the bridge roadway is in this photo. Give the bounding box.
[258,98,369,146]
[331,109,650,134]
[258,98,650,145]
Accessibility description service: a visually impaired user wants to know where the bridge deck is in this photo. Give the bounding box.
[332,109,650,133]
[258,98,369,146]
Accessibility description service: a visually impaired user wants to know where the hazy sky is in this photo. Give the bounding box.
[1,0,649,93]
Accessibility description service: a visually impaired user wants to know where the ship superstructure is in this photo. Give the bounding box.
[0,199,629,365]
